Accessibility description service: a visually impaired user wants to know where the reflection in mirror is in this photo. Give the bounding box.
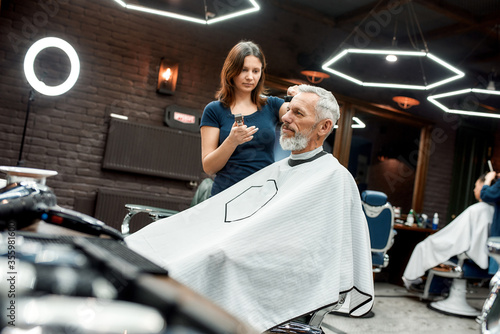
[324,109,421,214]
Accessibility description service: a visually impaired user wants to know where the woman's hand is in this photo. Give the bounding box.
[227,122,258,146]
[485,171,498,186]
[200,123,259,175]
[287,85,300,97]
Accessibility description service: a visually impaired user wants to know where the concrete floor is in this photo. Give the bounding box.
[322,282,488,334]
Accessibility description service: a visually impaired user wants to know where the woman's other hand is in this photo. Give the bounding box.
[485,171,498,185]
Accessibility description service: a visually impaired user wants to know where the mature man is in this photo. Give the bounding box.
[126,85,374,332]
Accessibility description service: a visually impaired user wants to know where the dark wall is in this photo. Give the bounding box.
[0,0,336,212]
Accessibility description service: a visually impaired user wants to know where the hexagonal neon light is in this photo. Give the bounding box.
[428,88,500,119]
[322,49,465,90]
[111,0,260,24]
[334,117,366,129]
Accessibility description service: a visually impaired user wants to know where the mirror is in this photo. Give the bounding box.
[347,109,421,213]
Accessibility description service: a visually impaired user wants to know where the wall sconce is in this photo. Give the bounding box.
[157,58,178,95]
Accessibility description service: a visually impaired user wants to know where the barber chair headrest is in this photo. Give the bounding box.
[361,190,388,207]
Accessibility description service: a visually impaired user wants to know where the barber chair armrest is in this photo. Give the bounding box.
[122,204,178,235]
[267,293,347,334]
[308,293,347,327]
[148,210,178,220]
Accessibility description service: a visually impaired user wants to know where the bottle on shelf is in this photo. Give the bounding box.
[432,213,439,230]
[406,209,415,226]
[418,213,427,228]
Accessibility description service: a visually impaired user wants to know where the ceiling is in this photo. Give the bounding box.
[10,0,498,121]
[268,0,500,120]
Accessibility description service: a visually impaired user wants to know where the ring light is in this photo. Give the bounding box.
[23,37,80,96]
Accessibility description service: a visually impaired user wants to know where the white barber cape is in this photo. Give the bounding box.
[126,152,374,332]
[403,201,495,281]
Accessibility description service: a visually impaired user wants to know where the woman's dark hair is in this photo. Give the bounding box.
[216,41,267,109]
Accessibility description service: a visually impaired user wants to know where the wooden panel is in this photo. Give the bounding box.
[333,103,354,167]
[412,125,433,212]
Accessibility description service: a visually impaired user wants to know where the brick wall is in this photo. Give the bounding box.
[0,0,336,212]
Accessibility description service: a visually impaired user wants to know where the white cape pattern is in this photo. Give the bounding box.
[403,201,495,281]
[126,154,374,332]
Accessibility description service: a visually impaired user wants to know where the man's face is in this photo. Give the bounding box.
[280,92,320,154]
[474,179,484,201]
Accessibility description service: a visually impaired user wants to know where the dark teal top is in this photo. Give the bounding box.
[201,96,284,196]
[481,181,500,274]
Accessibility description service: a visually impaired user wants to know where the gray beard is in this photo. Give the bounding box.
[279,128,309,151]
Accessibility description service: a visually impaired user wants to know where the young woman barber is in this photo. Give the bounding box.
[200,41,289,196]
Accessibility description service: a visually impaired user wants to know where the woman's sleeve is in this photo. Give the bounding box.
[200,102,220,128]
[481,182,500,203]
[267,96,284,117]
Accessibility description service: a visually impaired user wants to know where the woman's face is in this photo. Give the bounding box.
[233,55,262,94]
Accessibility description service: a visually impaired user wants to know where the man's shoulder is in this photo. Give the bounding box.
[317,152,343,168]
[463,201,495,217]
[471,201,495,210]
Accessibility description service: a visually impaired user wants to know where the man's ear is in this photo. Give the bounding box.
[318,119,333,136]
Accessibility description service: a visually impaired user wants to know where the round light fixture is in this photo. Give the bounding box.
[23,37,80,96]
[393,96,420,109]
[386,54,398,62]
[300,70,330,84]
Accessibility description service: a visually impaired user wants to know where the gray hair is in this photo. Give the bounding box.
[296,84,340,128]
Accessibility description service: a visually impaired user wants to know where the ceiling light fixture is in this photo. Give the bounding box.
[334,116,366,129]
[487,80,496,91]
[111,0,260,24]
[322,49,464,90]
[321,1,464,92]
[487,70,497,90]
[392,95,420,109]
[300,70,330,84]
[428,88,500,119]
[386,54,398,62]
